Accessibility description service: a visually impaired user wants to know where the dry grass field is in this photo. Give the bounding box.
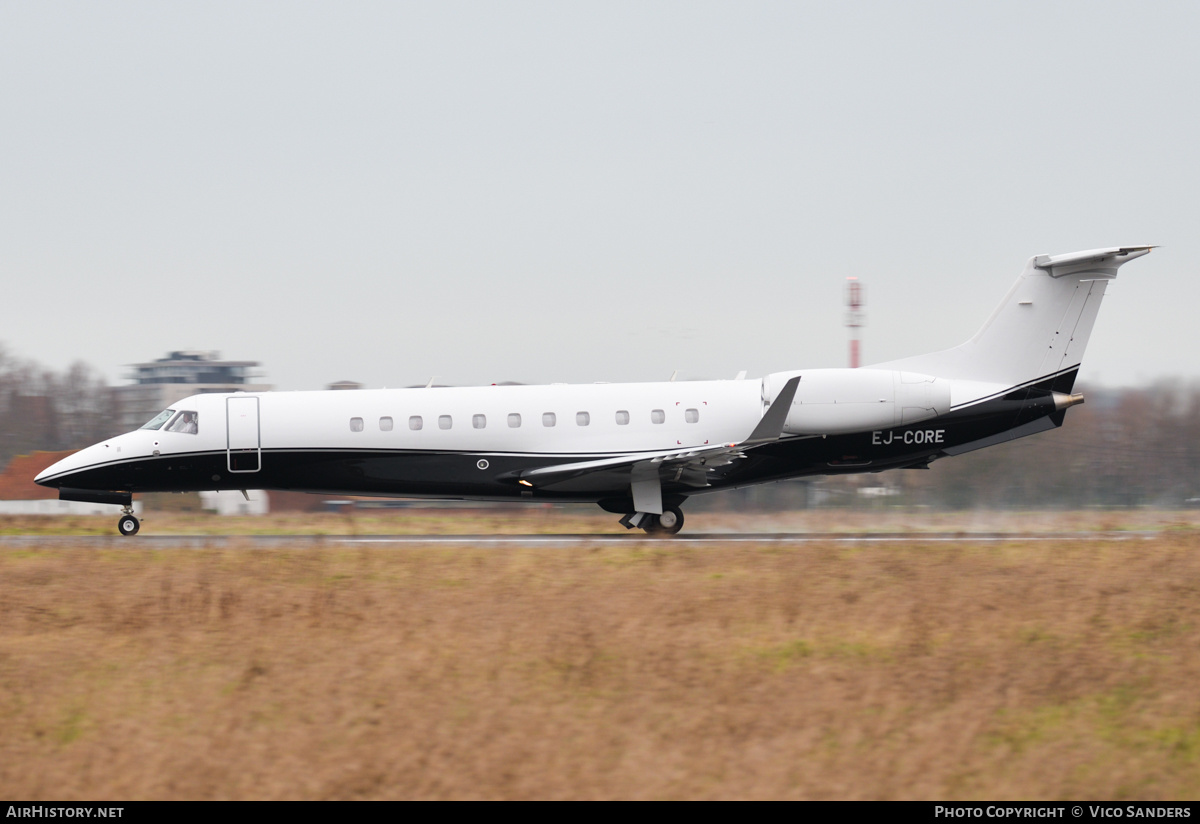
[2,513,1199,799]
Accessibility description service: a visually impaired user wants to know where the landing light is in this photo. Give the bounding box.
[518,479,533,487]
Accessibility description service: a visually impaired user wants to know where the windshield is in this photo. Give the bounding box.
[141,409,176,431]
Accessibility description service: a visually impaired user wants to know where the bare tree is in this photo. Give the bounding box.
[0,344,121,471]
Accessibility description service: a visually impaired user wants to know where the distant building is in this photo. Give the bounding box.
[114,350,272,432]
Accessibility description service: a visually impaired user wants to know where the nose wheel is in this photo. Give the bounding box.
[117,506,140,536]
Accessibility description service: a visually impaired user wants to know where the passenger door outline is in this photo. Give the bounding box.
[226,396,261,473]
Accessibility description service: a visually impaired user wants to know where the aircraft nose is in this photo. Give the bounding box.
[35,456,72,487]
[34,443,105,487]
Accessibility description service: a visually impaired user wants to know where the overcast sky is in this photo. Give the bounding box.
[2,1,1195,391]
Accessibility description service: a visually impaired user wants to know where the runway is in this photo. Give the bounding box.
[0,531,1163,548]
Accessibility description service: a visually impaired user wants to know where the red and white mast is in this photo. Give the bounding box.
[845,277,865,368]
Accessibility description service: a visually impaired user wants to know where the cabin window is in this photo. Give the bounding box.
[508,413,522,428]
[542,412,556,427]
[576,411,590,426]
[651,409,665,424]
[439,415,453,430]
[165,411,199,434]
[615,410,630,425]
[380,416,393,431]
[409,415,423,431]
[350,417,364,432]
[473,414,486,429]
[141,409,175,431]
[685,408,699,424]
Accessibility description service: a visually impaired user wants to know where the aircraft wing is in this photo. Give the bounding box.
[517,442,749,488]
[513,376,801,491]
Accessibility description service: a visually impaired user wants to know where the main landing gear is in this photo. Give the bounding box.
[619,506,684,536]
[117,505,140,536]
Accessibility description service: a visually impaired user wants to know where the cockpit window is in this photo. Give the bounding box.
[165,411,199,434]
[141,409,176,431]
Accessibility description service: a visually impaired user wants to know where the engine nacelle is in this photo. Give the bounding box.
[763,368,951,436]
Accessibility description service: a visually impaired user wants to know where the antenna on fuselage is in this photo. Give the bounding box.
[425,376,436,388]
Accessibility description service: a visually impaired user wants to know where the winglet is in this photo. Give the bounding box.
[741,376,800,446]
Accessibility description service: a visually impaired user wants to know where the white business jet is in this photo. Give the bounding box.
[36,246,1151,536]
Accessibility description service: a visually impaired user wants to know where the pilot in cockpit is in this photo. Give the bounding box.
[168,411,199,434]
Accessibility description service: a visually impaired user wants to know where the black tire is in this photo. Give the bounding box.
[642,507,684,536]
[118,515,140,536]
[658,506,684,535]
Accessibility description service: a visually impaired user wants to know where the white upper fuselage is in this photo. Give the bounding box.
[40,379,764,483]
[244,380,766,454]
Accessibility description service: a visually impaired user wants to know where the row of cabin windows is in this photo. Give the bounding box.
[349,408,701,432]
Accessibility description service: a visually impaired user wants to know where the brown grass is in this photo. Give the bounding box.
[2,531,1200,799]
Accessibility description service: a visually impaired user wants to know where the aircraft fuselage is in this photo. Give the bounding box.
[37,368,1077,508]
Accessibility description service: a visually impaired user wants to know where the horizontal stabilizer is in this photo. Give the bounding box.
[1033,246,1153,275]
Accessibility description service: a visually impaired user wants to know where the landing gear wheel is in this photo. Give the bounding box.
[658,506,684,535]
[642,506,684,536]
[118,515,140,536]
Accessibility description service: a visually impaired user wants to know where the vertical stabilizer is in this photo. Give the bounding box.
[871,247,1151,395]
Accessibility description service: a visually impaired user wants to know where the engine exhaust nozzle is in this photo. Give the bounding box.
[1052,392,1085,411]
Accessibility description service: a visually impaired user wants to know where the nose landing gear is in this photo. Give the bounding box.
[117,506,140,536]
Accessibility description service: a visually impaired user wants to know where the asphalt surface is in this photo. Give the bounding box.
[0,531,1163,548]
